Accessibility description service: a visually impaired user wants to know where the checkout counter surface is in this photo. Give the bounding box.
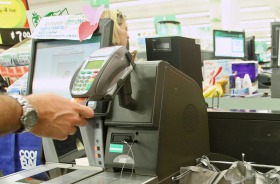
[76,172,157,184]
[0,164,157,184]
[0,163,103,184]
[204,89,280,111]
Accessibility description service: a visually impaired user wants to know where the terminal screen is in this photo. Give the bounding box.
[214,30,245,59]
[85,60,104,69]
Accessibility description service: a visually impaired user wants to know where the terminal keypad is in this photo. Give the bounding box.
[71,69,99,95]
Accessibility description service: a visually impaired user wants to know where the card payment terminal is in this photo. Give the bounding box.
[70,46,134,101]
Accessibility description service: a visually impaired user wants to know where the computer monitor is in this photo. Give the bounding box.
[27,18,113,97]
[26,18,113,163]
[245,36,256,61]
[213,29,245,59]
[271,22,280,68]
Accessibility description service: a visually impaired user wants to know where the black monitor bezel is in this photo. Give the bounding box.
[27,18,113,95]
[213,29,246,59]
[245,36,256,61]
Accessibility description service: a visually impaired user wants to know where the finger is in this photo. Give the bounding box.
[78,105,94,118]
[59,135,68,141]
[68,126,77,136]
[53,129,69,140]
[75,118,87,127]
[31,126,68,141]
[51,132,68,141]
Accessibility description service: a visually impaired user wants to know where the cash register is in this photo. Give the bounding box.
[0,22,209,184]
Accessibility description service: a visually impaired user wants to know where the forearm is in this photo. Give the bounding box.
[0,94,22,135]
[0,93,93,140]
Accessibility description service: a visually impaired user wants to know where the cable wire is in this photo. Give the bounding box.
[119,136,136,183]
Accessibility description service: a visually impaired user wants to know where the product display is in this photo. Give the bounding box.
[0,38,32,67]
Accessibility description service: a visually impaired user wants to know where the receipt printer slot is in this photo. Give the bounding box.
[111,133,135,143]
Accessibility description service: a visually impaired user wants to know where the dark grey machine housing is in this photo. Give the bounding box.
[145,36,203,89]
[271,68,280,98]
[104,61,210,183]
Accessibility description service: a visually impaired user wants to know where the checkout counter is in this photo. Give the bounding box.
[0,42,210,183]
[205,87,280,170]
[201,50,280,170]
[208,108,280,170]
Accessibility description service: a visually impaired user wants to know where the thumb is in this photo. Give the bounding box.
[79,105,94,118]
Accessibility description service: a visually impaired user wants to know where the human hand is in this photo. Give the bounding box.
[26,93,94,140]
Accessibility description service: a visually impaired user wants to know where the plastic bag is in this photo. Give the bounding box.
[223,161,280,184]
[173,155,280,184]
[172,155,229,184]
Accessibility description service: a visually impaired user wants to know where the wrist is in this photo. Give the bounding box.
[9,94,38,133]
[11,96,23,132]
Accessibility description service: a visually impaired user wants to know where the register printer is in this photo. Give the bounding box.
[0,45,209,183]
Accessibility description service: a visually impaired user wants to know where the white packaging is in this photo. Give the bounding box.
[235,77,242,89]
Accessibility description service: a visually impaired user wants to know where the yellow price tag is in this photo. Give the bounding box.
[0,0,27,28]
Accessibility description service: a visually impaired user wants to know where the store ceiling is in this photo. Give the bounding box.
[27,0,280,45]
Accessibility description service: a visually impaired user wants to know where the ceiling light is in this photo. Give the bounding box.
[241,19,275,24]
[240,6,271,12]
[110,0,169,8]
[176,12,210,19]
[127,12,210,24]
[188,24,210,29]
[245,28,270,32]
[127,17,154,24]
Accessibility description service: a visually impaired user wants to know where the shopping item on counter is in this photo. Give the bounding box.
[7,72,28,95]
[0,38,32,67]
[203,59,232,86]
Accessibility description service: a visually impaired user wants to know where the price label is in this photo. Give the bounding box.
[0,28,30,46]
[0,0,28,28]
[11,30,31,42]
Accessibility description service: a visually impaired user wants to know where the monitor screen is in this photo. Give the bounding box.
[27,18,113,98]
[31,38,101,99]
[213,30,245,59]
